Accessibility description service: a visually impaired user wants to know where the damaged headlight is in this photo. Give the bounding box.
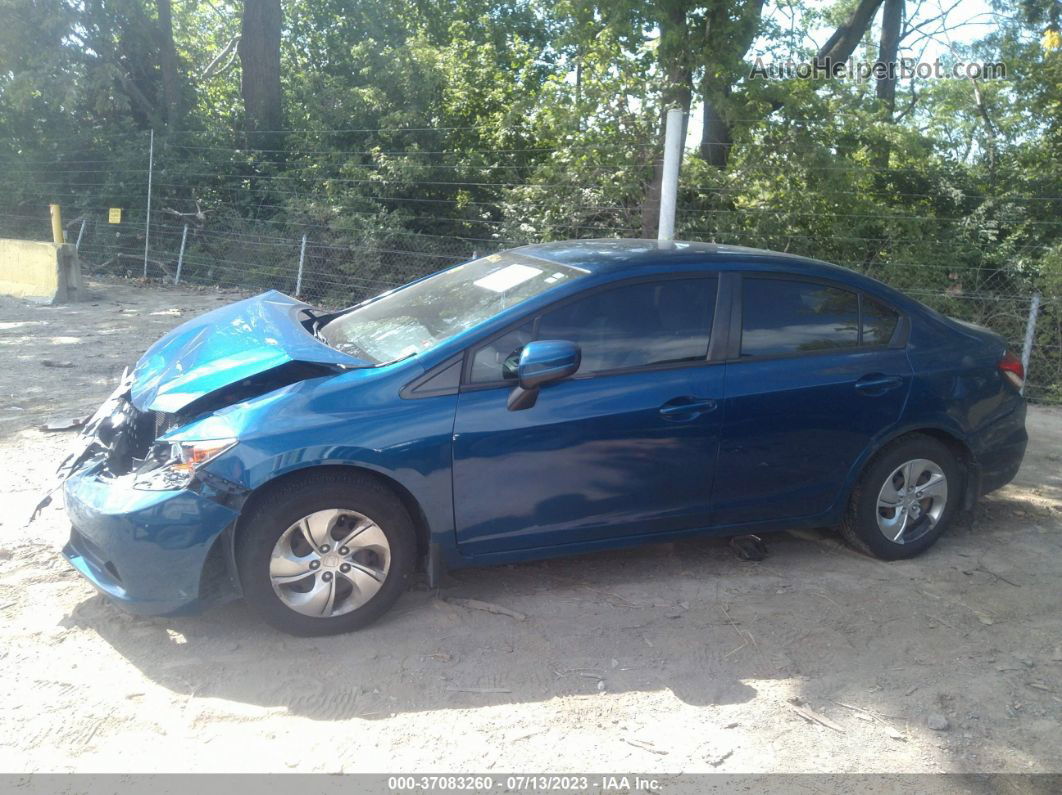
[133,438,237,491]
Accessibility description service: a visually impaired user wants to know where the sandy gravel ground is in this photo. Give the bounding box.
[0,281,1060,775]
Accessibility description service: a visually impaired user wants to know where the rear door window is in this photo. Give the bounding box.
[741,278,859,357]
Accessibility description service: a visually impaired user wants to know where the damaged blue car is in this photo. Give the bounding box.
[59,240,1028,635]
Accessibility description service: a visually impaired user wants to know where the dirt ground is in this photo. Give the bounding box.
[0,280,1060,775]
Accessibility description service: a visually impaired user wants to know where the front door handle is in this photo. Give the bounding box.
[659,397,718,419]
[854,374,904,394]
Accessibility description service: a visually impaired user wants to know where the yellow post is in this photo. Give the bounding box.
[49,204,65,245]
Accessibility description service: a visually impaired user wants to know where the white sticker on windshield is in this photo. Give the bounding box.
[473,263,542,292]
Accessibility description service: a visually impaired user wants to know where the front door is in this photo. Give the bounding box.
[452,276,724,555]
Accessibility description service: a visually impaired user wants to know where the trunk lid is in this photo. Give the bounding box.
[947,316,1007,349]
[130,291,369,413]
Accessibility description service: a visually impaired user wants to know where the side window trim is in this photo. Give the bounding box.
[460,271,723,389]
[730,272,907,362]
[400,355,463,399]
[722,272,743,360]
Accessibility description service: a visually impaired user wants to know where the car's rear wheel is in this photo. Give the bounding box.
[236,470,415,636]
[840,434,961,560]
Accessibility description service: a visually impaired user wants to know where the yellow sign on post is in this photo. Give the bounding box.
[108,208,122,224]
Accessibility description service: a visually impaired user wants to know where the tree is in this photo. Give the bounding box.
[632,0,894,233]
[0,0,1058,403]
[155,0,184,125]
[875,0,904,114]
[698,1,765,168]
[817,0,886,68]
[239,0,284,143]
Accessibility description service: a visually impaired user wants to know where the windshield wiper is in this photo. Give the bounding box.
[380,351,418,367]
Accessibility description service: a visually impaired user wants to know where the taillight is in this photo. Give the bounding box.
[998,350,1025,391]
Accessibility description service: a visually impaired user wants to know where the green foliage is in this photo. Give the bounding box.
[0,0,1058,395]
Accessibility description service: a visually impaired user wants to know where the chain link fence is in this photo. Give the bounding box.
[0,132,1058,405]
[69,215,483,306]
[55,210,1057,404]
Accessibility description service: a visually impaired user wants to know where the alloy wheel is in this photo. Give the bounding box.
[875,458,948,544]
[268,508,391,618]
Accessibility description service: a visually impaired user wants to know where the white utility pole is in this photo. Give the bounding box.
[295,234,307,297]
[657,107,685,242]
[143,128,154,278]
[1020,291,1041,396]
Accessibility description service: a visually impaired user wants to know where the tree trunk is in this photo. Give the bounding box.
[871,0,903,170]
[155,0,182,126]
[816,0,885,67]
[700,85,732,168]
[696,0,764,171]
[875,0,903,115]
[238,0,283,145]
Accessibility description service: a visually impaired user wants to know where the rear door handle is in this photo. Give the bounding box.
[659,397,718,419]
[854,374,904,394]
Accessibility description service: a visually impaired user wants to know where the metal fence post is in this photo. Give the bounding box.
[74,218,86,252]
[143,128,154,278]
[296,234,307,297]
[1020,291,1041,395]
[49,204,64,244]
[175,224,188,285]
[657,107,685,242]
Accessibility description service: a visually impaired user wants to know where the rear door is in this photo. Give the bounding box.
[712,274,911,525]
[452,275,725,555]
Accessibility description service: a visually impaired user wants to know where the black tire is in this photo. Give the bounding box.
[236,469,416,636]
[840,434,962,560]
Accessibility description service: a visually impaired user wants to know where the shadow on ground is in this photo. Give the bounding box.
[64,488,1061,737]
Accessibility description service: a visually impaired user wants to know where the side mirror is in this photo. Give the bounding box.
[507,340,581,411]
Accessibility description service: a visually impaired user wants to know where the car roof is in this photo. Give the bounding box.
[515,238,857,280]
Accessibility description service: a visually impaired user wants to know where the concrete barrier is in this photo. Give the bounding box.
[0,238,82,303]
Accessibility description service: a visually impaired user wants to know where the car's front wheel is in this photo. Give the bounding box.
[236,470,415,636]
[840,434,962,560]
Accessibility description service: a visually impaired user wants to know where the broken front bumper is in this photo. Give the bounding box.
[62,461,239,616]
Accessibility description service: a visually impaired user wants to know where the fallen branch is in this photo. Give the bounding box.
[442,597,527,621]
[622,738,668,755]
[972,561,1021,588]
[708,748,733,767]
[833,701,905,740]
[924,612,962,633]
[788,699,845,734]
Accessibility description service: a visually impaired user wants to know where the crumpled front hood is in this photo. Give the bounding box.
[130,290,368,413]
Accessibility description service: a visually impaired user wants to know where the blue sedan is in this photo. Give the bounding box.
[60,240,1028,635]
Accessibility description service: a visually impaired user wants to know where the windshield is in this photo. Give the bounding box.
[319,252,587,363]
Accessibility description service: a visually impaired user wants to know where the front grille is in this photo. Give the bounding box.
[154,411,180,439]
[126,405,157,459]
